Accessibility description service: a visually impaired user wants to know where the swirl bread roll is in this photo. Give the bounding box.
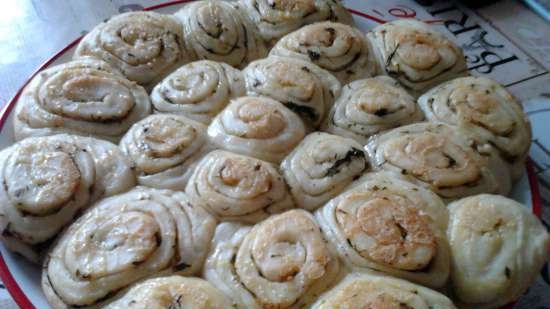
[150,60,245,124]
[236,0,354,44]
[203,209,343,309]
[175,1,267,69]
[311,272,457,309]
[13,58,151,142]
[315,172,450,288]
[207,96,306,163]
[120,114,209,191]
[365,122,512,201]
[447,194,550,309]
[322,76,424,144]
[281,132,368,211]
[42,186,216,309]
[0,134,135,263]
[270,22,377,84]
[367,19,467,96]
[244,56,341,128]
[186,150,294,223]
[75,11,192,88]
[104,276,233,309]
[418,76,531,180]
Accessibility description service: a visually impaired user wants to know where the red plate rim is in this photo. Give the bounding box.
[0,1,543,308]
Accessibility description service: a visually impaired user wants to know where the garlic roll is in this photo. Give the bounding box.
[0,134,135,263]
[315,172,450,288]
[270,22,377,84]
[322,76,423,144]
[281,132,368,210]
[120,114,209,191]
[42,187,216,309]
[151,60,245,124]
[14,58,151,142]
[207,96,306,163]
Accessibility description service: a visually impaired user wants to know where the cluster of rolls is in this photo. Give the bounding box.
[1,1,548,309]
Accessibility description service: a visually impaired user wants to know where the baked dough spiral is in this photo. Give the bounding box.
[367,19,467,96]
[75,11,191,88]
[447,194,550,309]
[203,209,343,309]
[104,276,233,309]
[13,58,151,142]
[236,0,354,44]
[311,272,457,309]
[150,60,246,124]
[270,22,377,84]
[365,122,511,201]
[119,114,209,191]
[243,56,341,128]
[322,76,423,144]
[186,150,294,223]
[42,186,216,309]
[208,96,306,163]
[281,132,368,211]
[176,0,267,68]
[418,76,531,180]
[315,172,450,288]
[0,134,135,263]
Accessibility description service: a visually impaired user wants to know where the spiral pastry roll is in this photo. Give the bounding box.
[176,1,267,69]
[311,273,457,309]
[208,96,306,163]
[315,172,450,288]
[322,76,423,144]
[120,114,208,191]
[281,132,368,211]
[75,11,192,88]
[204,209,343,309]
[418,76,531,180]
[270,22,377,84]
[367,19,467,96]
[42,186,216,309]
[0,134,135,263]
[186,150,294,223]
[365,122,512,200]
[13,58,151,142]
[244,56,341,128]
[447,194,550,309]
[236,0,354,44]
[104,276,232,309]
[151,60,246,124]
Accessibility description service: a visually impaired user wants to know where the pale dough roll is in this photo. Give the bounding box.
[281,132,368,211]
[0,134,135,263]
[236,0,354,44]
[41,187,216,309]
[243,56,341,128]
[418,76,531,180]
[447,194,550,309]
[367,19,467,96]
[104,276,233,309]
[175,0,267,69]
[203,209,343,309]
[119,114,209,191]
[270,21,377,84]
[186,150,294,223]
[311,272,457,309]
[14,58,151,142]
[315,172,450,288]
[75,11,192,89]
[365,122,512,201]
[322,76,424,144]
[150,60,245,124]
[207,96,306,163]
